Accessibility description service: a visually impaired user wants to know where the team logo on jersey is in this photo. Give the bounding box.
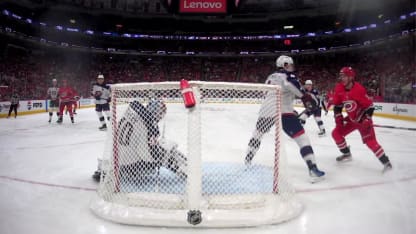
[343,100,357,113]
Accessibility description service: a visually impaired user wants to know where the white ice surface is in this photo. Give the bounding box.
[0,106,415,234]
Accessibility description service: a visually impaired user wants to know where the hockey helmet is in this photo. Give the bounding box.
[276,55,294,68]
[305,80,313,85]
[147,99,167,121]
[52,78,57,82]
[97,74,104,79]
[339,67,356,78]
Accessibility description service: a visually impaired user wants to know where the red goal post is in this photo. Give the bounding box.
[90,81,302,227]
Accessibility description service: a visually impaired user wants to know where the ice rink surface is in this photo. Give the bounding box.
[1,106,415,234]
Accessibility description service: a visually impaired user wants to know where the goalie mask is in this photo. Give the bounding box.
[147,99,167,122]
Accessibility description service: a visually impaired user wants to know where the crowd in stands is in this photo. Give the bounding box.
[0,45,415,103]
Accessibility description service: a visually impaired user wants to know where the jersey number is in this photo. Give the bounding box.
[118,118,133,146]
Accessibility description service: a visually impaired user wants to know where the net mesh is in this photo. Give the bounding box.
[91,81,302,227]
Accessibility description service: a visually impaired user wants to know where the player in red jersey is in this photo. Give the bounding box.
[57,79,77,124]
[331,67,392,172]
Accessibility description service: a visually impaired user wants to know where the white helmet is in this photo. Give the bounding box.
[305,80,313,85]
[147,99,167,121]
[97,74,104,79]
[276,55,294,68]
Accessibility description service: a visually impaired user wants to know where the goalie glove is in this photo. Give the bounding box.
[301,93,318,112]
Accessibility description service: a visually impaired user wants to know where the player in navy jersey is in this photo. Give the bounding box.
[91,74,111,130]
[47,79,59,123]
[298,80,327,136]
[245,55,325,183]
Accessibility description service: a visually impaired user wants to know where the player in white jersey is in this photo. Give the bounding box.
[92,99,187,182]
[245,55,325,183]
[298,80,327,136]
[91,74,111,130]
[47,79,59,123]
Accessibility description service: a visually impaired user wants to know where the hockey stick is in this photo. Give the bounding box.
[374,124,416,131]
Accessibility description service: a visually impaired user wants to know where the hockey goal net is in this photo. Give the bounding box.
[90,81,302,227]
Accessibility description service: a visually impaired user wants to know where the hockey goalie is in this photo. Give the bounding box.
[92,99,187,183]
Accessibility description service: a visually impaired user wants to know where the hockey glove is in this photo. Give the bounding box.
[359,107,375,129]
[301,93,318,112]
[334,105,344,127]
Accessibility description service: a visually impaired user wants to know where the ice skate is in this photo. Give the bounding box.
[318,129,326,137]
[382,161,392,173]
[336,153,352,162]
[71,117,74,124]
[309,166,325,183]
[99,124,107,131]
[57,117,63,124]
[92,171,101,182]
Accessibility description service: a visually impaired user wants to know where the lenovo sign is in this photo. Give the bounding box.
[180,0,227,13]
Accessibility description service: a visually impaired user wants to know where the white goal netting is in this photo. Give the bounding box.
[90,81,302,227]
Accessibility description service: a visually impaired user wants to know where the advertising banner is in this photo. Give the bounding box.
[179,0,227,13]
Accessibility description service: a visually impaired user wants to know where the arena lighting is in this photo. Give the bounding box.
[69,19,76,24]
[318,47,326,51]
[400,15,407,20]
[369,24,377,28]
[306,33,316,37]
[103,32,111,35]
[122,33,131,38]
[286,34,300,38]
[85,30,94,35]
[185,51,195,55]
[364,40,371,45]
[355,26,367,31]
[11,14,22,19]
[273,35,282,39]
[344,28,352,32]
[26,18,32,24]
[66,28,79,32]
[402,30,409,35]
[239,51,249,54]
[410,11,416,16]
[291,49,299,53]
[324,31,333,34]
[2,9,9,15]
[384,19,391,24]
[283,25,294,29]
[39,22,46,26]
[55,26,63,30]
[157,51,166,54]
